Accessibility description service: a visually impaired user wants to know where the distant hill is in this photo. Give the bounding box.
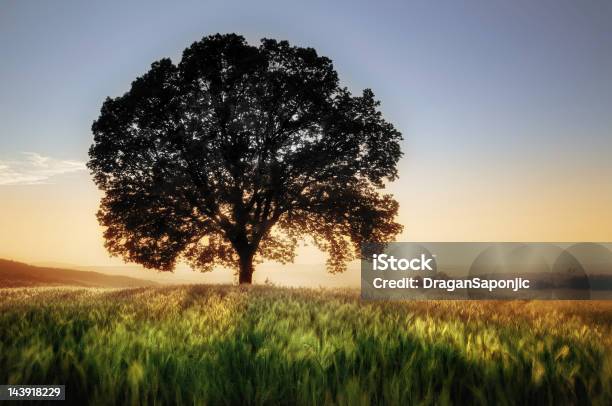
[0,259,159,288]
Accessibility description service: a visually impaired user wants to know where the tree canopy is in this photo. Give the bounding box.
[88,33,403,283]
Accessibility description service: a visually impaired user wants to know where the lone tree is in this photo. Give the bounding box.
[88,34,402,284]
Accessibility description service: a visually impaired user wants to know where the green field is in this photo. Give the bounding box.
[1,286,611,405]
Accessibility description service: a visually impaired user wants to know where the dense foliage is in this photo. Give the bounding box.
[88,34,402,282]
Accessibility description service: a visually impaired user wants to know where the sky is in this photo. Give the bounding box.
[1,0,611,286]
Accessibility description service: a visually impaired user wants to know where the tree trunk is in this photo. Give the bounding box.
[238,252,254,284]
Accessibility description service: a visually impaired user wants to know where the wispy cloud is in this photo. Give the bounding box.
[0,152,87,185]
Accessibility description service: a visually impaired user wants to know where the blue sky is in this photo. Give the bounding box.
[1,0,612,275]
[2,0,611,162]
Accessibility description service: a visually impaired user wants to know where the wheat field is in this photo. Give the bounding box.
[1,285,611,405]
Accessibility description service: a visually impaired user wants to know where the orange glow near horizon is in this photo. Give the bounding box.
[2,160,612,287]
[2,0,612,288]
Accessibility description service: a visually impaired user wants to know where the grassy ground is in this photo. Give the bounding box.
[1,285,611,405]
